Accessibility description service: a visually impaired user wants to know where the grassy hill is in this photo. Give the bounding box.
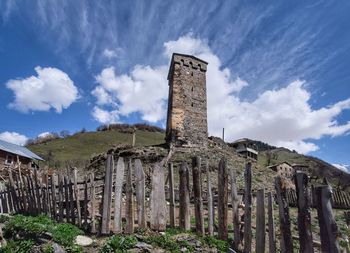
[28,129,165,168]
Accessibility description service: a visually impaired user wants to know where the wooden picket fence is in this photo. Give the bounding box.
[0,154,347,252]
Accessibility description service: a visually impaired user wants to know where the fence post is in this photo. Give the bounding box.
[256,189,265,253]
[192,156,204,235]
[114,157,125,233]
[179,161,191,231]
[58,173,64,222]
[275,176,293,253]
[101,154,114,235]
[267,192,276,253]
[207,162,214,236]
[230,168,240,249]
[315,185,340,253]
[168,162,176,228]
[73,168,82,227]
[69,177,75,224]
[150,162,167,231]
[90,172,96,234]
[83,175,88,227]
[125,159,134,234]
[34,167,41,214]
[64,176,70,223]
[218,157,228,240]
[295,172,314,253]
[135,159,146,229]
[243,162,252,253]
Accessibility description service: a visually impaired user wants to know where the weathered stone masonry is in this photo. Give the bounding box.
[166,53,208,147]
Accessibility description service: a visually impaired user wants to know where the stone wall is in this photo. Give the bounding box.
[166,53,208,147]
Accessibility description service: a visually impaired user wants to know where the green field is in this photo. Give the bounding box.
[28,130,165,168]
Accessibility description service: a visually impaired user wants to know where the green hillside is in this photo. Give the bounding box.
[28,129,165,168]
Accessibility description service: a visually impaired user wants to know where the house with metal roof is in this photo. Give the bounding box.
[0,139,43,179]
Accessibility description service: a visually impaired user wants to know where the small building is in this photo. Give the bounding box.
[291,163,309,174]
[267,161,294,178]
[230,138,258,160]
[0,139,44,179]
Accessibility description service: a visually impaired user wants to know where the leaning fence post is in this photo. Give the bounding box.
[179,162,191,231]
[101,154,114,235]
[315,185,340,253]
[73,168,82,227]
[114,157,125,233]
[256,189,266,253]
[207,162,214,236]
[168,162,176,228]
[243,162,252,253]
[295,172,314,253]
[125,159,134,234]
[218,157,228,240]
[230,168,240,249]
[192,156,204,235]
[135,159,146,229]
[150,162,167,231]
[275,176,293,253]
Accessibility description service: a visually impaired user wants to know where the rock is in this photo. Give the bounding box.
[135,241,153,252]
[52,243,66,253]
[75,235,93,246]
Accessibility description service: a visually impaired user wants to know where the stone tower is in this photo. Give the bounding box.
[166,53,208,147]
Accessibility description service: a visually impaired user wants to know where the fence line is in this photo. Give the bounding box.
[0,155,347,253]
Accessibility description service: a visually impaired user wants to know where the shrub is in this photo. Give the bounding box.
[201,236,229,253]
[51,223,83,247]
[0,239,34,253]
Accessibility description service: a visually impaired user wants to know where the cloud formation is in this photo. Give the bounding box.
[92,34,350,154]
[0,131,28,146]
[6,66,79,113]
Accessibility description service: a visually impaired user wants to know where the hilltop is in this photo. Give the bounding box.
[27,124,350,190]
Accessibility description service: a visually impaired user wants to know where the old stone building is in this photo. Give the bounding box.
[166,53,208,147]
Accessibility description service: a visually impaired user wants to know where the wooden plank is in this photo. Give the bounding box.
[73,168,82,227]
[192,156,204,235]
[275,176,293,253]
[218,157,228,240]
[29,174,37,215]
[230,168,240,249]
[50,175,57,220]
[64,176,70,223]
[135,159,146,228]
[243,162,252,253]
[267,192,276,253]
[168,162,175,228]
[150,162,167,231]
[58,173,64,222]
[315,185,340,253]
[83,175,88,227]
[207,162,214,236]
[255,189,265,253]
[114,157,125,233]
[179,161,191,231]
[125,159,134,234]
[34,167,42,214]
[90,173,97,233]
[69,177,75,224]
[101,154,114,234]
[295,172,314,253]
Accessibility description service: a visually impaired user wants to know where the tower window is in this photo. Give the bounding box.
[191,87,194,92]
[191,102,194,107]
[191,72,194,76]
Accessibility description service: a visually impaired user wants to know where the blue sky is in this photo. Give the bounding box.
[0,1,350,172]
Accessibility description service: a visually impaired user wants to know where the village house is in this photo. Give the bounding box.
[267,161,294,178]
[230,138,258,160]
[0,139,43,180]
[291,163,309,174]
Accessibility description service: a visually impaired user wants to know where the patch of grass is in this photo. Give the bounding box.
[201,236,229,253]
[52,223,83,247]
[101,235,138,253]
[0,239,34,253]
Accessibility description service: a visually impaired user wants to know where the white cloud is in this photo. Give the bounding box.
[332,163,349,172]
[92,106,119,124]
[92,34,350,154]
[92,65,168,123]
[6,66,79,113]
[0,131,28,146]
[102,48,120,59]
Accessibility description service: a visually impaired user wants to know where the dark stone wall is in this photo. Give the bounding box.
[166,54,208,147]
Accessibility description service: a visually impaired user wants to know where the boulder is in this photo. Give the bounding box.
[75,235,93,246]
